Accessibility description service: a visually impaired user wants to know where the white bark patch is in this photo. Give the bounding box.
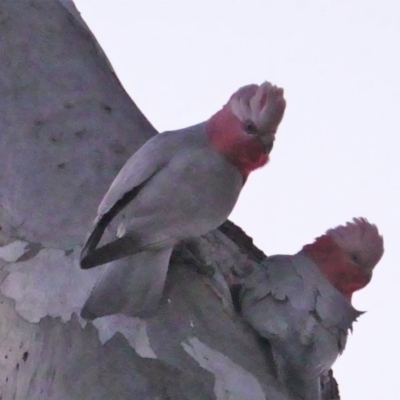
[0,247,99,323]
[0,246,157,358]
[0,240,29,262]
[93,315,157,359]
[182,337,266,400]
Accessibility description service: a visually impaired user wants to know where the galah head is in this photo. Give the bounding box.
[207,81,286,178]
[302,218,384,300]
[326,218,384,273]
[228,82,286,153]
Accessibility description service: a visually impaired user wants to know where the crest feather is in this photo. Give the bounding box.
[228,81,285,133]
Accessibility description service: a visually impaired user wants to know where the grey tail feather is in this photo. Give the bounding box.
[272,347,322,400]
[80,179,150,268]
[81,247,173,319]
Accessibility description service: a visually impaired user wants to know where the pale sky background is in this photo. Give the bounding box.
[75,1,399,398]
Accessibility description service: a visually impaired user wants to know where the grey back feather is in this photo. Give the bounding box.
[240,252,362,379]
[81,123,244,268]
[98,124,208,217]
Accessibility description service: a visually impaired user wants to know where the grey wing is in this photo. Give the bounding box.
[80,132,176,268]
[241,255,333,395]
[240,255,308,342]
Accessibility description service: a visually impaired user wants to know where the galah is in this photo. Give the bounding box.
[80,81,286,319]
[239,218,384,400]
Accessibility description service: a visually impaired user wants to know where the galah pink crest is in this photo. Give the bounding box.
[239,218,384,400]
[80,81,286,319]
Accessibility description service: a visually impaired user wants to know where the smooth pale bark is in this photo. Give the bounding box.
[0,1,340,399]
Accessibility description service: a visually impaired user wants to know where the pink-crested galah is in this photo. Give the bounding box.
[239,218,384,400]
[80,81,286,319]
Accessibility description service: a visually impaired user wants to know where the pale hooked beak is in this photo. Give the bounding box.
[258,133,275,154]
[363,268,373,284]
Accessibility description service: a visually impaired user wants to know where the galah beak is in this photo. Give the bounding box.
[257,132,275,154]
[362,267,373,284]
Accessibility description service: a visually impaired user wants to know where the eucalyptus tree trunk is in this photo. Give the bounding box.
[0,1,340,399]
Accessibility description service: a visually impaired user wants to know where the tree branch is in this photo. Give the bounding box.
[0,1,339,399]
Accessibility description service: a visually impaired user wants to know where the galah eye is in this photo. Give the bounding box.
[350,253,359,263]
[243,120,258,135]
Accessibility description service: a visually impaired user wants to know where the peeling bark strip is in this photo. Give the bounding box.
[0,1,340,399]
[219,220,266,263]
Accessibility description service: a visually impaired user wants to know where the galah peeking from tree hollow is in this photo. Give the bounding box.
[79,81,286,319]
[239,218,384,400]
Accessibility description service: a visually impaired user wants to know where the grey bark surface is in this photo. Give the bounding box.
[0,1,340,399]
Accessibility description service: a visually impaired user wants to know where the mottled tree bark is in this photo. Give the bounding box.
[0,1,340,399]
